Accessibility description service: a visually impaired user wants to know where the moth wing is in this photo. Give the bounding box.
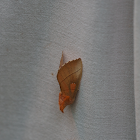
[57,58,82,98]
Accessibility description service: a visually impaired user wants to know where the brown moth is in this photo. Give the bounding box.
[57,52,83,113]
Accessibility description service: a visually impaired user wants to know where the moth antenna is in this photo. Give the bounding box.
[59,51,64,68]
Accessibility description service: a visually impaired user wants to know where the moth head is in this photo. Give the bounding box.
[59,92,74,113]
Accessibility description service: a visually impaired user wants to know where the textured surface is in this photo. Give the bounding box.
[0,0,135,140]
[134,0,140,140]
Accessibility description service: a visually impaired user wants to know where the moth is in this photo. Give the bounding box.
[57,52,83,113]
